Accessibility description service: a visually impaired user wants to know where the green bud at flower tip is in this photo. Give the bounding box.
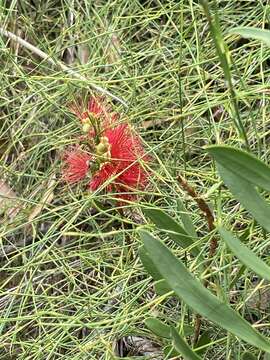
[82,123,91,133]
[96,143,107,155]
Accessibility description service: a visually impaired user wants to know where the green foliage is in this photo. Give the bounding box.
[195,331,212,357]
[144,207,201,257]
[241,352,257,360]
[145,317,202,359]
[138,246,172,295]
[207,146,270,192]
[2,0,270,358]
[138,246,162,282]
[218,226,270,281]
[218,165,270,232]
[145,318,171,339]
[170,326,202,360]
[177,198,198,238]
[199,0,248,147]
[141,145,270,357]
[229,27,270,47]
[139,230,270,353]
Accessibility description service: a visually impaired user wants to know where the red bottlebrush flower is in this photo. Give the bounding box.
[88,97,105,118]
[70,97,119,138]
[89,124,150,200]
[62,149,91,183]
[70,97,108,122]
[63,96,151,201]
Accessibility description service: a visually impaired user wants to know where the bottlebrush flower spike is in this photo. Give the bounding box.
[70,97,106,121]
[63,96,150,201]
[70,96,119,136]
[89,123,150,200]
[62,148,91,183]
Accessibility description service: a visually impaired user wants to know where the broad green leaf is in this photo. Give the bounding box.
[139,247,172,295]
[170,327,202,360]
[145,318,170,339]
[195,330,212,356]
[241,352,257,360]
[139,230,270,353]
[163,345,180,358]
[139,246,161,281]
[154,279,172,296]
[218,165,270,233]
[207,145,270,192]
[229,27,270,47]
[146,318,193,340]
[229,264,246,290]
[177,198,198,238]
[144,207,201,257]
[182,324,194,336]
[219,227,270,281]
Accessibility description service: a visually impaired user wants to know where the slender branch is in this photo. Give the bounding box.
[0,27,127,107]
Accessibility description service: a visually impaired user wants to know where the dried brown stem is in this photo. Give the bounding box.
[177,174,217,255]
[177,174,218,345]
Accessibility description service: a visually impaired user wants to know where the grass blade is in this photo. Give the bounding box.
[199,0,249,148]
